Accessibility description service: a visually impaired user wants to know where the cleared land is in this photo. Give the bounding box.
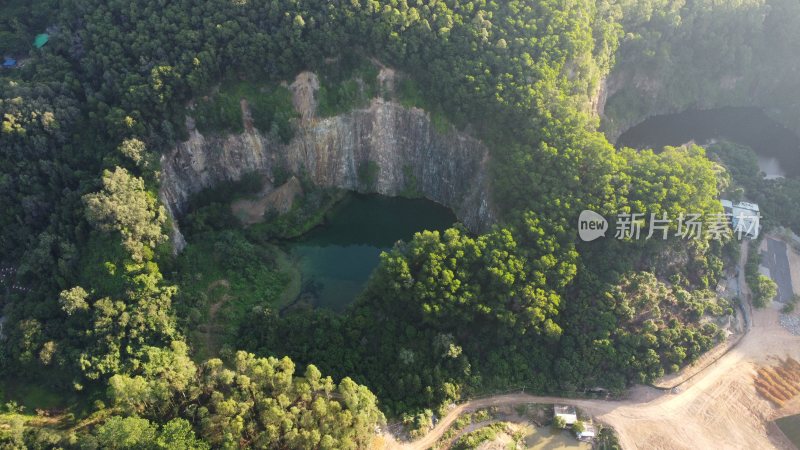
[385,237,800,450]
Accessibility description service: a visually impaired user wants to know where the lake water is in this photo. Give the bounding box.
[287,194,456,311]
[616,107,800,178]
[775,414,800,449]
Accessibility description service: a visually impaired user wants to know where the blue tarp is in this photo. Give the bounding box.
[2,58,17,68]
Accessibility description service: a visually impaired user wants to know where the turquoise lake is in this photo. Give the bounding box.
[287,194,456,311]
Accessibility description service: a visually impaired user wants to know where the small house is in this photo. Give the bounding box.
[576,422,596,441]
[720,199,761,239]
[721,199,733,212]
[554,405,577,426]
[2,58,17,69]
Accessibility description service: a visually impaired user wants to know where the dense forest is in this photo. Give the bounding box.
[603,0,800,137]
[1,0,799,447]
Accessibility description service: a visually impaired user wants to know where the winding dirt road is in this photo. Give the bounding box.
[384,240,800,450]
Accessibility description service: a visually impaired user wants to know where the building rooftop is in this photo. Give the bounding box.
[720,199,761,239]
[737,201,759,212]
[577,423,597,440]
[554,404,578,425]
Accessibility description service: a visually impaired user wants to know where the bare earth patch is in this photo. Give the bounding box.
[289,71,319,121]
[382,237,800,450]
[207,278,232,319]
[378,67,396,94]
[230,176,303,225]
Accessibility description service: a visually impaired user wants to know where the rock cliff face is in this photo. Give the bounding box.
[598,65,800,144]
[159,74,495,247]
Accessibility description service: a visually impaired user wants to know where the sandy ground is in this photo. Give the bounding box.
[384,306,799,450]
[382,238,800,450]
[650,328,742,389]
[601,304,798,450]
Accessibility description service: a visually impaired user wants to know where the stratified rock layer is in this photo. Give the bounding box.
[160,94,495,246]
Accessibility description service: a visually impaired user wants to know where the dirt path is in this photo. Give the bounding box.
[386,238,800,450]
[197,279,231,359]
[205,279,231,319]
[386,394,619,450]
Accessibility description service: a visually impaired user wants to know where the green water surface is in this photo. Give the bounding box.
[776,414,800,449]
[287,194,456,311]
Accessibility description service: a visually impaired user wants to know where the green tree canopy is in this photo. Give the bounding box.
[84,167,167,262]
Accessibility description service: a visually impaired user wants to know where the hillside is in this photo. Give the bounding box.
[1,0,800,448]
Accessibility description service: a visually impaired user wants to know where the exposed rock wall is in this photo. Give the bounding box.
[599,63,800,145]
[159,78,495,244]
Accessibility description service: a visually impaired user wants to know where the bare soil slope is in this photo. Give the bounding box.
[385,239,800,450]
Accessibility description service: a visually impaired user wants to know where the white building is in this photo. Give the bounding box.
[721,199,761,239]
[576,422,597,441]
[554,405,577,425]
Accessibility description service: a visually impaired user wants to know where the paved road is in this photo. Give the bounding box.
[762,237,795,303]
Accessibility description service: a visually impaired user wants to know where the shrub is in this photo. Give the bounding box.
[752,274,777,308]
[357,161,379,190]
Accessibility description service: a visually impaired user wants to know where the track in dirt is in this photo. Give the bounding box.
[196,279,232,359]
[387,238,800,450]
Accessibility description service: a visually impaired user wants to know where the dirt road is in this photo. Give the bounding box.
[386,240,800,450]
[388,307,798,450]
[389,394,619,450]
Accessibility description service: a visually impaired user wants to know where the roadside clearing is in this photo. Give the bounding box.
[385,236,800,450]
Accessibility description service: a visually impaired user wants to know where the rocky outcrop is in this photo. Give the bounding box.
[231,176,304,226]
[597,63,800,145]
[596,69,648,143]
[262,176,303,215]
[159,73,495,246]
